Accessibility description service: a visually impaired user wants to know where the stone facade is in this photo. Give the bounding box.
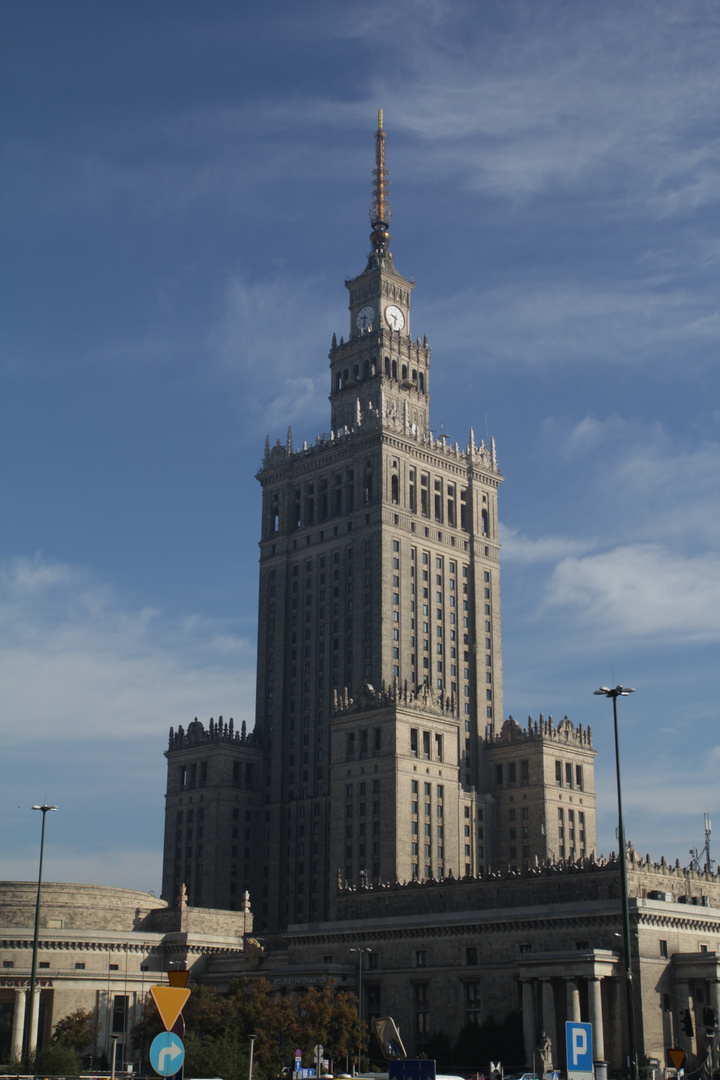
[0,881,252,1066]
[196,859,720,1074]
[160,113,597,934]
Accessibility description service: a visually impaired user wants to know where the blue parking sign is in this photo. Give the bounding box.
[566,1021,593,1079]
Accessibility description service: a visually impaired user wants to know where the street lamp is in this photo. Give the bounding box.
[110,1034,120,1080]
[24,804,58,1069]
[349,948,371,1075]
[594,686,638,1080]
[248,1034,257,1080]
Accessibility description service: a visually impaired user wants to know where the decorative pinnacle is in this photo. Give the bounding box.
[370,109,391,252]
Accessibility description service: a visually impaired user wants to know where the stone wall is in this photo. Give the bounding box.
[334,853,720,921]
[0,881,166,932]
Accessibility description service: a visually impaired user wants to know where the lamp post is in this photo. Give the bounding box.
[594,686,638,1080]
[248,1034,257,1080]
[24,803,58,1069]
[349,948,371,1075]
[110,1034,119,1080]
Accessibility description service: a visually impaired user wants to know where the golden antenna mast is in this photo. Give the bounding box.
[370,109,391,252]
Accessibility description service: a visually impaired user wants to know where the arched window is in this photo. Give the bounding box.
[371,357,377,376]
[391,475,399,504]
[402,364,408,381]
[392,359,398,380]
[353,364,359,380]
[336,372,342,391]
[343,368,349,383]
[412,368,418,383]
[384,357,391,377]
[482,509,489,536]
[362,359,369,380]
[419,373,425,393]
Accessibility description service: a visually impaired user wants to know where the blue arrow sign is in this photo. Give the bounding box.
[150,1031,185,1077]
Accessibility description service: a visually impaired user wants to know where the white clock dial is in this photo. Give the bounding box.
[356,305,375,330]
[385,304,405,330]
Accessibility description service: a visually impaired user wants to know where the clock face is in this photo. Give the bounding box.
[356,305,375,330]
[385,304,405,331]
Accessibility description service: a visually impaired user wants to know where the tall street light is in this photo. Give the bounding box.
[594,686,638,1080]
[25,804,58,1069]
[349,948,371,1075]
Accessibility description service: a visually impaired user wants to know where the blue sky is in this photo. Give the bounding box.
[2,0,718,894]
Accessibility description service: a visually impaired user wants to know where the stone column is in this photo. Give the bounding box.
[588,977,605,1062]
[522,980,536,1068]
[27,987,41,1055]
[541,978,557,1068]
[566,978,582,1023]
[11,989,26,1061]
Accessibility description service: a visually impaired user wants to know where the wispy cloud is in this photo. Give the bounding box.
[214,273,337,436]
[0,555,256,743]
[427,274,720,371]
[544,544,720,641]
[501,526,596,564]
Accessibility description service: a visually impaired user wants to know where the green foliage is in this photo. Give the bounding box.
[35,1042,81,1075]
[425,1030,454,1071]
[52,1006,100,1052]
[294,984,368,1063]
[183,1029,249,1080]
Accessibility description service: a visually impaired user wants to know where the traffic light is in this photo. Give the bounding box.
[703,1006,719,1032]
[681,1009,694,1037]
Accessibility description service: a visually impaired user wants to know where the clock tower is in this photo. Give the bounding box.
[329,111,429,435]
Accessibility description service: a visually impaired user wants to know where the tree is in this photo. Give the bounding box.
[425,1030,453,1071]
[36,1043,81,1075]
[453,1012,523,1072]
[228,977,299,1077]
[52,1007,100,1054]
[294,984,367,1066]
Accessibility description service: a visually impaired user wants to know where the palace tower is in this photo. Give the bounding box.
[161,113,597,932]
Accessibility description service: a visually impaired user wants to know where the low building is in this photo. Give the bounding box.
[200,854,720,1073]
[0,881,252,1067]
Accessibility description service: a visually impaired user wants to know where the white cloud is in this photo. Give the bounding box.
[0,555,256,744]
[501,526,596,564]
[545,544,720,641]
[428,274,720,372]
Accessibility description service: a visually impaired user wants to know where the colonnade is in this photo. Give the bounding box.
[522,974,613,1069]
[9,986,41,1060]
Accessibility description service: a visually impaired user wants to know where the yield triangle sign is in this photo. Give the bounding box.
[150,986,190,1031]
[668,1049,686,1071]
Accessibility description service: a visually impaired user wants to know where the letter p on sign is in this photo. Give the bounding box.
[572,1028,586,1063]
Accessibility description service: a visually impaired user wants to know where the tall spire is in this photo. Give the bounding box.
[370,108,391,254]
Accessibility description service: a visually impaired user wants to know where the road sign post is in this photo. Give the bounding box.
[566,1022,593,1080]
[150,1032,185,1077]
